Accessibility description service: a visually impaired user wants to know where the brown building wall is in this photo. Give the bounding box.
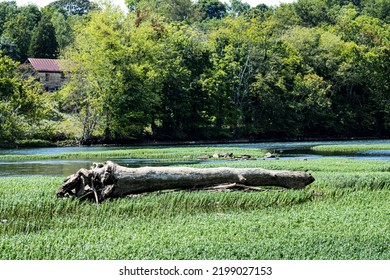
[36,72,67,92]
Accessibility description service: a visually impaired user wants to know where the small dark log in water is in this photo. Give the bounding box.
[56,161,315,203]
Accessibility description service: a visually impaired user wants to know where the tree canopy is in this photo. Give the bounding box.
[28,13,58,58]
[0,51,49,143]
[47,0,98,16]
[0,0,389,145]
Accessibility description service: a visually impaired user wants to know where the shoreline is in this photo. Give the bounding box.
[1,136,390,150]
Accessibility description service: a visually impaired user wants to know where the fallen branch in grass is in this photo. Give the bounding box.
[56,161,315,203]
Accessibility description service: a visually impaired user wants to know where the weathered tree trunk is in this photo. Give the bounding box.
[56,161,315,203]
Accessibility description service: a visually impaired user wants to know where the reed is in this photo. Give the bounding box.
[0,147,265,161]
[310,144,390,153]
[1,161,389,260]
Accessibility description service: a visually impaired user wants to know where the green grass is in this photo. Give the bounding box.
[15,139,57,148]
[311,144,390,153]
[1,156,389,260]
[0,146,265,161]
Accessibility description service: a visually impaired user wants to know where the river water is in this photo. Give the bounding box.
[0,139,389,177]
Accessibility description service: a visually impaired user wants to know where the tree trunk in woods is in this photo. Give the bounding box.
[56,161,315,203]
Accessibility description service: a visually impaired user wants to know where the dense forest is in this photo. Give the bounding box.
[0,0,389,146]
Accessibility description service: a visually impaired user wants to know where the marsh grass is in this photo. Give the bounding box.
[0,147,265,161]
[311,144,390,153]
[194,157,390,172]
[1,156,390,259]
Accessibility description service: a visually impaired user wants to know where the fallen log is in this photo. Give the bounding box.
[56,161,315,203]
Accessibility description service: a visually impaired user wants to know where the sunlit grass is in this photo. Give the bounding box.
[311,144,390,153]
[1,155,389,259]
[194,157,390,172]
[0,147,265,161]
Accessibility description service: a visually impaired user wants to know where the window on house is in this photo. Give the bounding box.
[45,73,50,81]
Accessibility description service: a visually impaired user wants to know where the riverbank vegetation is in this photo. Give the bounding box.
[311,143,390,153]
[1,153,389,259]
[1,0,389,147]
[0,146,265,161]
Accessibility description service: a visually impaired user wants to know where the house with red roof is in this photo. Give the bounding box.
[23,58,69,92]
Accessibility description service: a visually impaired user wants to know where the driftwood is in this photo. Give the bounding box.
[56,161,315,203]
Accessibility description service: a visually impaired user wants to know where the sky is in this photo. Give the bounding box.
[11,0,296,11]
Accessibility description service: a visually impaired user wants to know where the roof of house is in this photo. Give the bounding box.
[27,58,67,73]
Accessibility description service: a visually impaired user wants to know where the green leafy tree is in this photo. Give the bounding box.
[0,1,18,35]
[368,45,390,134]
[61,7,121,142]
[267,3,301,32]
[47,0,98,16]
[50,10,73,51]
[229,0,250,17]
[104,20,163,140]
[201,17,276,138]
[291,73,332,135]
[154,24,212,139]
[19,4,42,26]
[336,8,388,47]
[0,36,19,61]
[248,39,306,138]
[294,0,333,26]
[1,4,42,61]
[3,14,36,61]
[195,0,227,20]
[159,0,195,22]
[0,51,49,143]
[125,0,194,22]
[41,0,390,141]
[125,0,140,12]
[62,5,159,142]
[243,4,271,21]
[362,0,390,23]
[28,13,59,58]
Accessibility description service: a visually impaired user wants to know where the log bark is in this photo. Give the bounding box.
[56,161,315,203]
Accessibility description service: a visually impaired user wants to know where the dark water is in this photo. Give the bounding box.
[0,139,389,177]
